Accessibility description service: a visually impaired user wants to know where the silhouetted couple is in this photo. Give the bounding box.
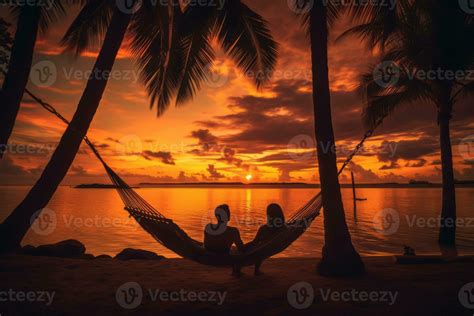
[204,203,287,276]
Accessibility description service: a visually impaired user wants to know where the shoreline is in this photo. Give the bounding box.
[1,255,473,315]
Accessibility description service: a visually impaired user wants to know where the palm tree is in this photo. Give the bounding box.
[356,1,474,245]
[0,0,277,253]
[292,0,402,276]
[0,1,79,159]
[304,0,365,276]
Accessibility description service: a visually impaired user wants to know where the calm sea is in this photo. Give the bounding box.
[1,186,473,258]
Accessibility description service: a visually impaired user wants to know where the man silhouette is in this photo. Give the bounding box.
[204,204,244,276]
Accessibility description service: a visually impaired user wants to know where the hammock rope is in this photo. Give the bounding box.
[24,88,382,266]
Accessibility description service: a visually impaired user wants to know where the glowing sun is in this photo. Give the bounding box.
[245,174,253,181]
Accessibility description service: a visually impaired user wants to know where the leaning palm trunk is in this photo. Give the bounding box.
[0,7,133,253]
[438,86,456,245]
[309,3,364,276]
[0,6,41,158]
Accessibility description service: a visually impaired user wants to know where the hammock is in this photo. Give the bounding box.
[26,88,380,267]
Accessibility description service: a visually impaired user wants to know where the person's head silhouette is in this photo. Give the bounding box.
[215,204,230,225]
[266,203,285,228]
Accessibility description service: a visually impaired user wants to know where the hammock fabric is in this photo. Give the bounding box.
[26,88,380,267]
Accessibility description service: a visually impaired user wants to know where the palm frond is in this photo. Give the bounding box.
[215,0,278,88]
[38,0,67,34]
[131,2,184,115]
[360,63,433,129]
[61,0,115,56]
[174,30,214,106]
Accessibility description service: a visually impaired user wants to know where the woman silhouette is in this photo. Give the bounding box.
[246,203,287,275]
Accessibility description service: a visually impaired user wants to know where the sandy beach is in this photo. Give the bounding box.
[1,255,473,315]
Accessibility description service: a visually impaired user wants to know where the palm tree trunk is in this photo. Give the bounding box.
[0,7,133,253]
[0,6,41,158]
[438,88,456,245]
[309,2,364,276]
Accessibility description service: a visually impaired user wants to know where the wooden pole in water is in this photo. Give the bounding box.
[351,172,357,222]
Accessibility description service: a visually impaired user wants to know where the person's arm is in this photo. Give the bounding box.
[233,229,245,253]
[244,226,265,250]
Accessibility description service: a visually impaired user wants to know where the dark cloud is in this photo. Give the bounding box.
[407,159,428,168]
[141,151,175,165]
[196,79,315,154]
[189,129,219,153]
[106,137,121,144]
[70,165,87,176]
[177,171,198,182]
[347,162,410,184]
[219,147,243,166]
[377,138,438,163]
[207,164,225,179]
[93,143,110,149]
[0,156,29,176]
[380,162,400,170]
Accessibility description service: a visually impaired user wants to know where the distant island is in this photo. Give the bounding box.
[73,181,474,189]
[73,184,133,189]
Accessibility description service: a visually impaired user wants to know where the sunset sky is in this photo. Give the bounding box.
[1,0,473,185]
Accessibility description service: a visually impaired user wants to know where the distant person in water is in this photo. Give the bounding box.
[246,203,287,275]
[204,204,244,276]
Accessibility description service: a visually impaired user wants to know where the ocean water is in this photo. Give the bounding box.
[1,186,473,258]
